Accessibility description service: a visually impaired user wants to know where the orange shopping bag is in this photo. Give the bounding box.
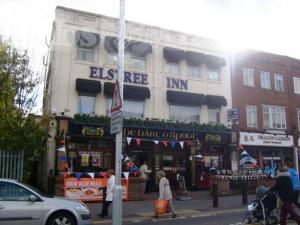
[154,199,168,214]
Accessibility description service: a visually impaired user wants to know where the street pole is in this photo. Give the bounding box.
[112,0,125,225]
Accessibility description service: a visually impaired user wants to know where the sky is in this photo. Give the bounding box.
[1,0,300,113]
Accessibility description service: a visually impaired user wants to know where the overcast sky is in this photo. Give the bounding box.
[1,0,300,113]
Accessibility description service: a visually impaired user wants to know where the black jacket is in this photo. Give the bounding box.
[270,172,295,201]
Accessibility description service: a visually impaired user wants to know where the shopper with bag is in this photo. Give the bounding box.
[154,170,177,218]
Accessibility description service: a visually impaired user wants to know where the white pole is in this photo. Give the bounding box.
[112,0,125,224]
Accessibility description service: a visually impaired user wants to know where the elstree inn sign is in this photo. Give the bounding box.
[240,132,294,147]
[89,66,189,90]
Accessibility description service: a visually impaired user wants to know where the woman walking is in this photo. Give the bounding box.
[155,170,177,218]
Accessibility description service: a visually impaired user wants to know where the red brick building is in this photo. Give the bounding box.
[231,50,300,171]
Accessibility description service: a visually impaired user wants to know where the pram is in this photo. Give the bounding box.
[245,186,278,225]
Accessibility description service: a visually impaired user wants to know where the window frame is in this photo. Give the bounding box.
[243,68,255,87]
[130,56,147,71]
[188,65,202,78]
[106,98,145,119]
[293,77,300,94]
[262,105,286,129]
[260,71,271,89]
[169,104,200,123]
[207,68,220,81]
[165,62,180,75]
[77,94,96,114]
[274,74,284,92]
[106,52,118,66]
[246,105,258,128]
[76,47,97,62]
[208,107,220,123]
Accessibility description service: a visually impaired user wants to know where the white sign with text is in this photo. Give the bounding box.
[240,132,294,147]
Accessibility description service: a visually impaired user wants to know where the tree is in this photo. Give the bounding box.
[0,38,50,181]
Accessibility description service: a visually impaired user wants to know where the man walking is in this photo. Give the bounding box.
[100,170,115,218]
[270,166,300,225]
[140,161,152,193]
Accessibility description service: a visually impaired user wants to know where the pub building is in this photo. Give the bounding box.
[44,6,233,199]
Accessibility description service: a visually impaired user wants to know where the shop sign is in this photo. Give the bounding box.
[64,178,128,202]
[82,127,104,136]
[239,132,294,147]
[167,77,188,90]
[205,134,222,143]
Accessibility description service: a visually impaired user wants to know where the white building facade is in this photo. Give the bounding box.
[45,6,233,190]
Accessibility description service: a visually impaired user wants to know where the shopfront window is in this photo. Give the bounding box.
[78,95,95,114]
[169,104,200,122]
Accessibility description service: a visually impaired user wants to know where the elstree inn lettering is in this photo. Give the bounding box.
[89,66,188,90]
[90,66,148,85]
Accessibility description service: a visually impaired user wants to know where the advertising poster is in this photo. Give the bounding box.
[64,177,128,201]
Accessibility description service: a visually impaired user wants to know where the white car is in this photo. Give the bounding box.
[0,179,91,225]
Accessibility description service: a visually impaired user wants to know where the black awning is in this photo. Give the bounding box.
[129,41,152,57]
[206,95,227,107]
[163,47,184,63]
[75,31,100,49]
[185,51,205,66]
[104,82,150,100]
[166,90,206,106]
[76,79,101,94]
[205,55,226,68]
[104,36,130,53]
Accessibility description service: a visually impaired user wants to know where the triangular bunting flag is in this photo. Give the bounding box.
[88,173,95,179]
[59,139,65,144]
[162,141,168,148]
[63,172,70,178]
[123,172,129,180]
[75,172,81,179]
[170,141,176,149]
[127,137,132,145]
[180,141,184,149]
[124,156,129,162]
[154,140,159,144]
[136,138,142,146]
[57,146,66,152]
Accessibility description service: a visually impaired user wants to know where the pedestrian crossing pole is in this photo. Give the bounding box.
[112,0,125,225]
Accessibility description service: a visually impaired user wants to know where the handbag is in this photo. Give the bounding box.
[154,199,169,214]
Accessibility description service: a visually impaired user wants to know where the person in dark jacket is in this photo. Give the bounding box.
[285,162,300,209]
[270,166,300,225]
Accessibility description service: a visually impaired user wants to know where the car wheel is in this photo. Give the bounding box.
[47,212,76,225]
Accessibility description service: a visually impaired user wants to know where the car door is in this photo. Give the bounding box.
[0,181,43,225]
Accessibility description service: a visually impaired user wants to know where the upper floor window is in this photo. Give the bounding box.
[293,77,300,94]
[260,71,271,89]
[130,56,146,71]
[106,98,144,119]
[106,53,118,66]
[169,104,200,122]
[78,95,96,114]
[188,65,201,78]
[263,105,286,129]
[208,108,220,123]
[166,62,180,75]
[246,105,257,128]
[243,68,254,87]
[208,68,220,81]
[274,74,284,92]
[75,31,99,62]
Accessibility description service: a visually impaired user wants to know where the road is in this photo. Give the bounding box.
[92,208,246,225]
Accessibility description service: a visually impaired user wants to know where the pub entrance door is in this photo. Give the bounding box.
[162,153,188,188]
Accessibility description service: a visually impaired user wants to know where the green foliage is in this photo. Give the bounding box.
[0,39,50,181]
[73,113,227,131]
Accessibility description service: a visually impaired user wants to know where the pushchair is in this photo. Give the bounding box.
[245,186,278,225]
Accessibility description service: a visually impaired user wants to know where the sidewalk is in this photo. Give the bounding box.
[87,191,255,221]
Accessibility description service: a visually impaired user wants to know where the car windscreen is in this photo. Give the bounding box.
[21,183,52,198]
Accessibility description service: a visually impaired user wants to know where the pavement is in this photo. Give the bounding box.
[87,191,254,224]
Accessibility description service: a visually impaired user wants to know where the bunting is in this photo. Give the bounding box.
[127,137,132,145]
[135,138,142,146]
[57,146,66,152]
[179,141,184,149]
[154,140,159,144]
[162,140,168,148]
[170,141,176,149]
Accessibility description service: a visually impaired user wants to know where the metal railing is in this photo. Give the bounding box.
[0,150,24,181]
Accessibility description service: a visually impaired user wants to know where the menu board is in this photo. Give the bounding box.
[64,178,128,201]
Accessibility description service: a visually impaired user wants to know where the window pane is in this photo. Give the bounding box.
[188,66,201,78]
[260,71,271,89]
[243,68,254,86]
[77,47,95,62]
[166,62,179,75]
[263,106,286,129]
[78,95,95,114]
[169,104,200,122]
[294,77,300,94]
[246,105,257,127]
[274,74,284,91]
[208,108,220,123]
[106,53,118,66]
[106,98,144,119]
[208,69,220,81]
[130,57,146,71]
[0,182,31,201]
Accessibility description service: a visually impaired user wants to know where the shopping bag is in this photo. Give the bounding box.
[154,199,168,214]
